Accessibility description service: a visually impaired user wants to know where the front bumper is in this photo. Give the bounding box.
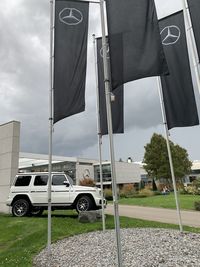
[6,198,12,206]
[95,197,107,208]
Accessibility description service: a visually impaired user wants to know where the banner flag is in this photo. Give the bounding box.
[159,11,199,129]
[187,0,200,60]
[105,0,168,90]
[54,0,89,123]
[96,37,124,135]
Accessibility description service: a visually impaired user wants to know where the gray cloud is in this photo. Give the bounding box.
[0,0,199,161]
[124,78,162,130]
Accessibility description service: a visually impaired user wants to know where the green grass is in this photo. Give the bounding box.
[1,210,200,267]
[118,193,200,210]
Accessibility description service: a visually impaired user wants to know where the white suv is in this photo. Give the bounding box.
[7,172,106,217]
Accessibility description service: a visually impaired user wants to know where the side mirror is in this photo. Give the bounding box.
[63,181,70,187]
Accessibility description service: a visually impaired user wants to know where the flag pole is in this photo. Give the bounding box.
[48,0,54,256]
[181,0,200,93]
[92,34,106,232]
[157,77,183,232]
[99,1,123,266]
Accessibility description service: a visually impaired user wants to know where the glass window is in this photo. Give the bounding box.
[34,175,48,186]
[15,176,31,186]
[94,164,111,182]
[52,175,67,185]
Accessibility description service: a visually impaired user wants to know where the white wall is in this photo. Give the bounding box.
[0,121,20,213]
[115,162,141,184]
[76,162,94,185]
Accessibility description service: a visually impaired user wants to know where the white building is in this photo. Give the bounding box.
[19,153,142,187]
[19,152,97,185]
[93,161,141,187]
[184,160,200,184]
[0,121,20,213]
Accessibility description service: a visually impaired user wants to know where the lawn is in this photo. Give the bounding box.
[118,193,200,210]
[1,211,200,267]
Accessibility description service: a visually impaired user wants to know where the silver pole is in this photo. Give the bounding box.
[48,0,54,256]
[181,0,200,94]
[99,1,122,266]
[92,34,106,232]
[157,77,183,232]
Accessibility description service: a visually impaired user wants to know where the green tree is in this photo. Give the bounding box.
[143,133,192,182]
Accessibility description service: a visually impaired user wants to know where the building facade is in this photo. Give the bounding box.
[19,153,142,187]
[19,152,97,185]
[0,121,20,213]
[94,161,141,187]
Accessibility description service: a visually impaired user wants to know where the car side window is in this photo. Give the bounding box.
[52,175,67,185]
[34,175,48,186]
[15,176,31,186]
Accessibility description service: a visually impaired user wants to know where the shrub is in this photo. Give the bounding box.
[153,191,162,196]
[132,194,148,198]
[179,188,188,195]
[183,179,200,195]
[193,178,200,187]
[184,185,199,195]
[104,188,113,200]
[192,179,200,195]
[120,184,136,198]
[119,191,127,198]
[194,201,200,211]
[139,188,155,197]
[79,177,95,187]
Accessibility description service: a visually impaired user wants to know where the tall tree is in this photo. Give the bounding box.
[143,133,192,181]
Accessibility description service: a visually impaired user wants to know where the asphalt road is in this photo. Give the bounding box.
[105,204,200,228]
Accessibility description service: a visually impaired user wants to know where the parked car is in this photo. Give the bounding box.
[6,172,106,217]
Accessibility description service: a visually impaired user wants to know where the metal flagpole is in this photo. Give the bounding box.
[181,0,200,94]
[48,0,54,256]
[157,77,183,232]
[99,1,123,266]
[92,33,106,232]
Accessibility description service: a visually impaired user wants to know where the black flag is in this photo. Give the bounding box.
[159,11,199,129]
[96,37,124,135]
[105,0,168,90]
[188,0,200,60]
[54,0,89,123]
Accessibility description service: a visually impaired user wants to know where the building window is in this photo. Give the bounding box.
[94,164,111,182]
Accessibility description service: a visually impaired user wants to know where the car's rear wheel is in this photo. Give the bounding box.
[76,196,94,213]
[12,199,30,217]
[30,207,43,216]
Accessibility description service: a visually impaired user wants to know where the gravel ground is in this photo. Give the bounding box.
[33,228,200,267]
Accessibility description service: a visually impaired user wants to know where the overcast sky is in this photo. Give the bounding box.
[0,0,200,162]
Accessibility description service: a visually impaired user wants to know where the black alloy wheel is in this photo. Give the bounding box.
[76,196,93,213]
[12,199,30,217]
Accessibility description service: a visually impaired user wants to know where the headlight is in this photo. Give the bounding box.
[96,188,101,195]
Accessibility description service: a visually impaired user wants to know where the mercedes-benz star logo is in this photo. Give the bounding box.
[160,25,181,46]
[83,169,90,178]
[59,8,83,26]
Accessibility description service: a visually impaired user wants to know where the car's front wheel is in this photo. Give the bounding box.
[76,196,94,213]
[12,199,30,217]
